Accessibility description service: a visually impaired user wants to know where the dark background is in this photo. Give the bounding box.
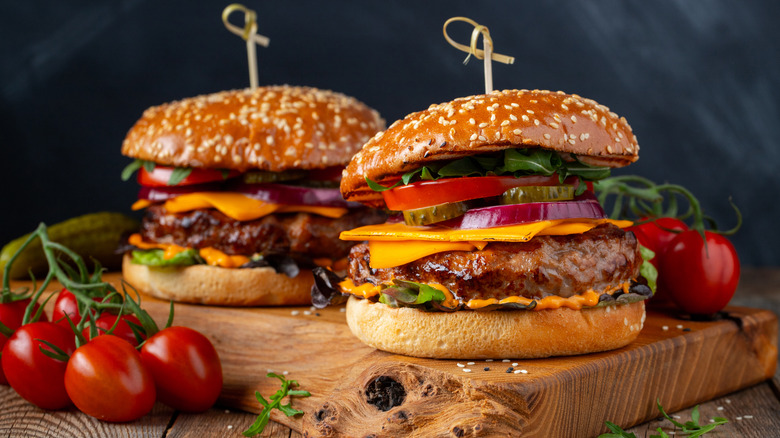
[1,1,778,266]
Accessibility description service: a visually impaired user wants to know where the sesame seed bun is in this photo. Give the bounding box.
[341,89,638,207]
[345,296,646,359]
[122,254,314,306]
[122,85,385,172]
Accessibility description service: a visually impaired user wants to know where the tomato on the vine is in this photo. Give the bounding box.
[82,313,145,347]
[140,326,222,412]
[0,298,47,385]
[2,321,75,409]
[627,217,689,304]
[64,335,156,422]
[660,230,740,315]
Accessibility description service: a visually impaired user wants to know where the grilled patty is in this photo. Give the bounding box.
[349,224,641,301]
[141,205,386,259]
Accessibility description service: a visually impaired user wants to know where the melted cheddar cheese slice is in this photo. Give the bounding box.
[132,192,348,221]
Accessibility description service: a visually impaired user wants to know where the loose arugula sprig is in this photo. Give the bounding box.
[243,373,311,437]
[366,148,610,196]
[598,399,728,438]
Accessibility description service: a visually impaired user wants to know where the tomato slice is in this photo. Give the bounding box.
[382,175,579,211]
[138,166,240,187]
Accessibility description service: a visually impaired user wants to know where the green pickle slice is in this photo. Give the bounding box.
[403,201,470,226]
[500,185,575,204]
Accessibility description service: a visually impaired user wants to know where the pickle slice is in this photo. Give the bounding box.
[403,201,470,226]
[500,185,575,205]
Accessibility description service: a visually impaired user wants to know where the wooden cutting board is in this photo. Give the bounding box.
[26,273,778,437]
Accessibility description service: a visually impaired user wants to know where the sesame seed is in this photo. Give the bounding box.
[677,325,684,329]
[467,362,475,365]
[544,134,551,139]
[534,120,540,126]
[744,415,753,419]
[502,359,510,363]
[521,115,530,122]
[571,115,577,123]
[469,133,478,141]
[509,114,518,121]
[486,359,493,362]
[227,425,233,430]
[550,122,559,129]
[478,135,487,141]
[303,310,311,315]
[457,363,465,367]
[737,417,743,421]
[512,363,518,366]
[662,326,669,331]
[717,406,724,411]
[526,110,534,115]
[469,118,476,125]
[463,369,472,373]
[501,120,510,126]
[479,122,489,128]
[513,129,522,135]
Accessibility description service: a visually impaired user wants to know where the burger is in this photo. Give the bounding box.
[120,85,386,306]
[312,89,654,359]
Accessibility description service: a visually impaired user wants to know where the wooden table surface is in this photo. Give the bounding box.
[1,267,778,438]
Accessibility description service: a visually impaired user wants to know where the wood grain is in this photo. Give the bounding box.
[10,270,778,437]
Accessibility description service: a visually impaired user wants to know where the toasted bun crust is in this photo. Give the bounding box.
[341,89,638,207]
[345,296,646,359]
[122,254,312,306]
[122,85,385,172]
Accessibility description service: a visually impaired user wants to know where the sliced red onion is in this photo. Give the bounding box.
[439,198,606,230]
[231,183,362,208]
[137,183,223,202]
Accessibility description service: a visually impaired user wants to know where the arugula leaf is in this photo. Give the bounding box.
[130,249,202,267]
[638,244,658,294]
[365,176,401,192]
[168,167,193,185]
[600,421,637,438]
[243,373,311,437]
[121,160,143,181]
[366,148,610,192]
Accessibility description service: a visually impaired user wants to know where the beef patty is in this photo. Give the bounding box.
[141,205,387,259]
[349,224,641,302]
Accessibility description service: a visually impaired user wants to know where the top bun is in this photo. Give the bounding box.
[122,85,385,172]
[341,89,638,207]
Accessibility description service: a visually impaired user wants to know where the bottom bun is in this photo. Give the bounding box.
[345,296,646,359]
[122,254,313,306]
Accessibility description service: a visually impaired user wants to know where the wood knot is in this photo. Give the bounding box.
[314,403,337,423]
[365,376,406,411]
[451,426,466,437]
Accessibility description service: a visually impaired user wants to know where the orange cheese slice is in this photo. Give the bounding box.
[132,192,349,221]
[368,240,489,269]
[340,218,632,243]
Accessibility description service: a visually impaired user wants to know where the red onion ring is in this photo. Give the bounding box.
[439,198,606,230]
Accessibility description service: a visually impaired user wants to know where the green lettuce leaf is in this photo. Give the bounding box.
[638,244,658,294]
[130,249,202,267]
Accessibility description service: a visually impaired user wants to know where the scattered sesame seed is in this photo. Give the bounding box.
[227,425,233,430]
[512,363,519,367]
[662,326,669,331]
[339,307,346,312]
[502,359,511,363]
[467,362,475,365]
[463,369,472,373]
[283,371,289,375]
[726,399,731,404]
[744,415,753,419]
[737,417,743,421]
[291,310,300,316]
[673,415,681,419]
[486,359,493,362]
[457,363,465,368]
[677,325,684,329]
[225,409,230,414]
[717,406,724,411]
[303,310,312,315]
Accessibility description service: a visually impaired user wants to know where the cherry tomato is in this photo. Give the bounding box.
[138,166,239,187]
[2,321,75,409]
[0,298,48,385]
[140,326,222,412]
[627,218,689,305]
[660,231,740,315]
[65,335,156,422]
[628,218,689,264]
[82,313,145,347]
[52,288,82,328]
[382,174,581,211]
